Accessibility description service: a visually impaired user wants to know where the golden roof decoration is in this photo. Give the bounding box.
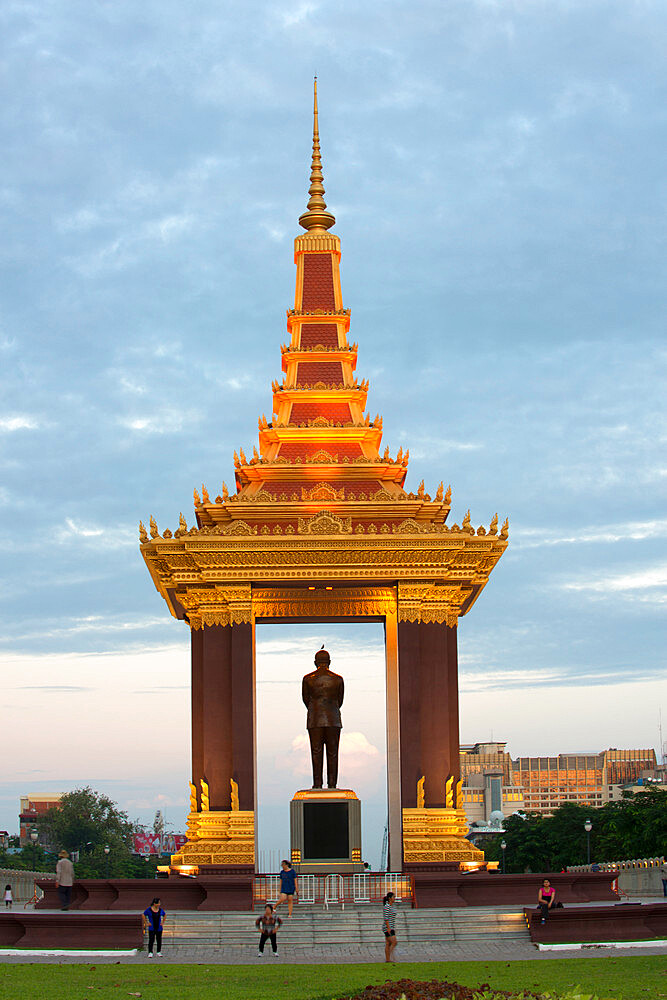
[298,78,336,233]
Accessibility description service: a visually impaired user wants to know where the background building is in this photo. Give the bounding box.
[460,745,659,826]
[19,795,62,846]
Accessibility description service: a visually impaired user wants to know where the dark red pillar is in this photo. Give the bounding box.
[397,621,460,808]
[190,623,255,812]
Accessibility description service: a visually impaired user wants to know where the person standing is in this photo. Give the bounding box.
[382,891,397,963]
[3,884,12,908]
[142,897,166,957]
[537,879,556,923]
[274,859,299,917]
[55,850,74,911]
[660,860,667,897]
[255,903,282,957]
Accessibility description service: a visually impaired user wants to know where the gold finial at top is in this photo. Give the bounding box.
[299,77,336,233]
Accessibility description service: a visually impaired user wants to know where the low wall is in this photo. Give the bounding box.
[36,875,253,912]
[411,871,618,909]
[568,857,665,898]
[0,868,55,904]
[524,902,667,943]
[0,912,143,948]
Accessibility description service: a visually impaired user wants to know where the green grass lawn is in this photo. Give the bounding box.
[0,957,664,1000]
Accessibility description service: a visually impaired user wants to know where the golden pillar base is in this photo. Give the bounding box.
[170,810,255,871]
[402,807,485,866]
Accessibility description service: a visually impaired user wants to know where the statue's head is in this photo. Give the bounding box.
[314,648,330,668]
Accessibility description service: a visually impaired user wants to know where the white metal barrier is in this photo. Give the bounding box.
[298,874,316,904]
[262,875,281,902]
[383,873,405,902]
[352,873,370,901]
[253,872,412,906]
[324,874,344,909]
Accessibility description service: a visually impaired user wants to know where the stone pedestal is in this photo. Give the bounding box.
[290,789,363,873]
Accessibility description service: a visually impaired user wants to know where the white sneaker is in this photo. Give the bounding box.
[272,951,279,958]
[156,952,162,957]
[148,952,153,958]
[257,951,263,957]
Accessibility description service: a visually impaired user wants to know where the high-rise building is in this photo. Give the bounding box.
[459,745,659,823]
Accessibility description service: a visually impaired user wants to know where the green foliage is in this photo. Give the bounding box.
[483,789,667,871]
[33,786,159,879]
[37,786,135,854]
[0,843,55,873]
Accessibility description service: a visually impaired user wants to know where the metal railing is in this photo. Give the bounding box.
[0,868,55,907]
[568,856,665,872]
[253,872,412,906]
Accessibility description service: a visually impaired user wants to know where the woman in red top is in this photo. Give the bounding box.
[537,879,555,923]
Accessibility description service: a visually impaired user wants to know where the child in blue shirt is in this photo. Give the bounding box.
[274,859,299,917]
[142,897,166,957]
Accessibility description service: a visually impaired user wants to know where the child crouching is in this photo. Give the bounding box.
[255,903,282,957]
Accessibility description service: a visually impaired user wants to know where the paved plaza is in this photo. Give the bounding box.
[1,897,665,964]
[1,940,665,964]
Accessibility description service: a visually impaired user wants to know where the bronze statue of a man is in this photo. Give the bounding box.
[302,647,344,789]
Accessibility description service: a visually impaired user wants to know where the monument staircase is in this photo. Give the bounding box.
[162,904,529,950]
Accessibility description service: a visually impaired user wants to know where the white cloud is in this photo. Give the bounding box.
[554,80,630,119]
[278,732,383,787]
[56,519,136,548]
[0,415,40,431]
[118,408,201,434]
[399,431,482,457]
[515,519,667,549]
[280,2,319,28]
[563,563,667,595]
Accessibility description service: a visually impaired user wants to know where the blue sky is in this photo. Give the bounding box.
[1,0,665,864]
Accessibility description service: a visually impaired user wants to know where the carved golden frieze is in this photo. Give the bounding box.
[301,482,345,501]
[398,581,473,627]
[297,510,352,535]
[253,586,396,620]
[178,584,252,631]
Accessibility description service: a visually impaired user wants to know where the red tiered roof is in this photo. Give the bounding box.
[288,402,352,424]
[295,361,343,386]
[192,84,433,527]
[302,255,335,309]
[276,442,363,461]
[300,323,338,348]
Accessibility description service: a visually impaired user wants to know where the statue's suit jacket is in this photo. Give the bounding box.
[302,668,344,729]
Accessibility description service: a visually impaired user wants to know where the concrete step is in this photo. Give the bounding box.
[164,906,531,947]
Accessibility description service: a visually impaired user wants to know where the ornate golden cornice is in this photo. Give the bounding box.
[140,518,507,624]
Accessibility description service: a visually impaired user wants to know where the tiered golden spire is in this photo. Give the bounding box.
[298,77,336,233]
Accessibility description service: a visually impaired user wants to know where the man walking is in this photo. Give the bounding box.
[55,850,74,910]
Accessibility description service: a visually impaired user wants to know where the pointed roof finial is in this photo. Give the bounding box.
[299,77,336,233]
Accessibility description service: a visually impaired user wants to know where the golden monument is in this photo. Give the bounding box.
[141,81,507,873]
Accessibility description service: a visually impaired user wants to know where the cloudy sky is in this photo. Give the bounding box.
[1,1,665,866]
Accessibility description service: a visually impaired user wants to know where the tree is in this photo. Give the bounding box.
[35,786,154,878]
[482,790,667,873]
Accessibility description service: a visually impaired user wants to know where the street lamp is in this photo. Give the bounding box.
[584,818,592,865]
[104,844,110,879]
[29,828,39,870]
[501,839,507,874]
